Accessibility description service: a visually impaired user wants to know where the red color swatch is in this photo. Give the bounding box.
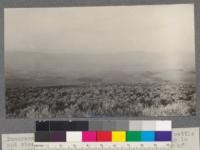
[97,131,112,142]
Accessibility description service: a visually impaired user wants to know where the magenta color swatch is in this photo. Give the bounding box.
[82,131,97,142]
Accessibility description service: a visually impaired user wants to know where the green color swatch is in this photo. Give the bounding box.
[126,131,141,141]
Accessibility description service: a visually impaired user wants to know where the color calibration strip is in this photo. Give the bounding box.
[35,131,172,142]
[35,120,171,143]
[36,120,171,131]
[5,128,200,150]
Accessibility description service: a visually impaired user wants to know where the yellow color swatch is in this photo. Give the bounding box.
[112,131,126,142]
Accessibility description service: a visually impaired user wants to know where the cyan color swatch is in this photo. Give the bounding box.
[141,131,155,141]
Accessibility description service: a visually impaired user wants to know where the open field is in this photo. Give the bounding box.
[6,82,196,118]
[5,5,195,118]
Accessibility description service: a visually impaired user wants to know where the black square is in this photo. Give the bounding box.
[36,121,50,131]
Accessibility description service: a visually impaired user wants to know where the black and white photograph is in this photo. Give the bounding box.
[5,4,196,118]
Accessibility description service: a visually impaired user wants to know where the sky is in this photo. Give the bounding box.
[5,4,194,55]
[4,4,196,84]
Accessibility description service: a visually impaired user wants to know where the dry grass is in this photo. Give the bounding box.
[6,82,196,118]
[143,100,196,116]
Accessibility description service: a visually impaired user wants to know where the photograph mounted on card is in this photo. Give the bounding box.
[4,4,196,118]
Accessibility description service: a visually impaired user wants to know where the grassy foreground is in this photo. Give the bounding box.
[6,82,195,118]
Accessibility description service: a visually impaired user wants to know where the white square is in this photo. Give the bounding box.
[156,121,171,131]
[66,131,82,142]
[142,121,156,131]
